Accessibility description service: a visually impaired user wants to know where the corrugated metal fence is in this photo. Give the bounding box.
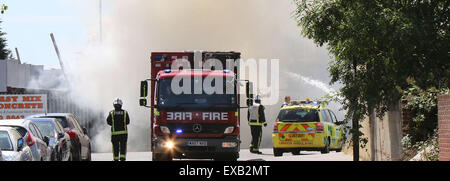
[1,87,104,137]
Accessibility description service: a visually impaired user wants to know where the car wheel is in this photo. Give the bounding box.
[68,152,73,161]
[72,146,82,161]
[84,145,92,161]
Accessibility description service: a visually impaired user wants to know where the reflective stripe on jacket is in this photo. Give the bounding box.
[248,103,266,126]
[107,109,130,135]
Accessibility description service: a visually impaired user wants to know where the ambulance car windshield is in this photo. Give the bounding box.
[157,78,237,110]
[277,109,319,122]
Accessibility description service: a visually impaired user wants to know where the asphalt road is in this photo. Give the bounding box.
[91,148,352,161]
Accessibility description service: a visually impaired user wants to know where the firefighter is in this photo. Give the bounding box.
[282,96,291,107]
[247,95,267,154]
[106,98,130,161]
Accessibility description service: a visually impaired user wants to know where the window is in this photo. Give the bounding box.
[34,121,55,138]
[277,109,320,122]
[49,116,73,129]
[28,124,37,138]
[11,126,27,137]
[70,116,83,133]
[29,123,43,140]
[55,121,64,133]
[328,110,338,123]
[0,131,13,151]
[320,110,332,123]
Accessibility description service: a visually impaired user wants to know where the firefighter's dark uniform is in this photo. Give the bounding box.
[107,109,130,161]
[248,102,267,153]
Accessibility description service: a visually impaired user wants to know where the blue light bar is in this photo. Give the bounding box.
[176,129,183,134]
[164,69,171,73]
[223,69,231,73]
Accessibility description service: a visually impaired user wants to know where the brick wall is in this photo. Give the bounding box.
[439,94,450,161]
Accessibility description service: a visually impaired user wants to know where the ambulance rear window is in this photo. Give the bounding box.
[277,109,319,122]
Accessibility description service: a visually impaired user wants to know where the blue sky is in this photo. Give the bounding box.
[1,0,102,69]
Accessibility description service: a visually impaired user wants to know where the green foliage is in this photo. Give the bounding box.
[294,0,450,126]
[402,129,439,161]
[402,83,449,144]
[1,4,7,14]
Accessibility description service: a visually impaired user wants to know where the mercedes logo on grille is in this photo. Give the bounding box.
[193,124,202,133]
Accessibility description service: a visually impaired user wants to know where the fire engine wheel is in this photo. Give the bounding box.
[214,154,238,161]
[152,152,173,161]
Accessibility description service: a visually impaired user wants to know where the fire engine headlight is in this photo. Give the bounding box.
[222,142,237,148]
[164,141,175,149]
[224,126,235,134]
[160,126,170,134]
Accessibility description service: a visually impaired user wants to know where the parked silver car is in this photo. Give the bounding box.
[28,113,91,161]
[0,119,51,161]
[0,127,33,161]
[28,118,72,161]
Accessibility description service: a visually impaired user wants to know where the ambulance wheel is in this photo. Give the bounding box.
[273,148,283,157]
[291,150,301,155]
[321,137,330,154]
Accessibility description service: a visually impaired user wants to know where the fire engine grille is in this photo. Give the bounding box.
[162,123,234,134]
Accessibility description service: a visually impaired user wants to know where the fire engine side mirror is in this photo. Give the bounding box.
[246,81,253,99]
[139,98,147,107]
[140,81,148,97]
[247,99,253,107]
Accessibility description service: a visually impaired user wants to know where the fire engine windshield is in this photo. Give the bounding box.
[277,109,319,122]
[157,77,237,110]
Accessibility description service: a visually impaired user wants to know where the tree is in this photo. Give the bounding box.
[0,1,10,59]
[294,0,449,159]
[0,21,11,59]
[1,3,7,14]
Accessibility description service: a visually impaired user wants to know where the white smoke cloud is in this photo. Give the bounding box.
[53,0,342,151]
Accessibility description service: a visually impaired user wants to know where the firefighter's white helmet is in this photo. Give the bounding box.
[255,95,261,101]
[113,98,123,106]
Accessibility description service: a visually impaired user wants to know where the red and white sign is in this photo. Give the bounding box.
[0,94,47,120]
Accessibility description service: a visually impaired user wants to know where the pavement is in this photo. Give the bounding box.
[91,148,352,161]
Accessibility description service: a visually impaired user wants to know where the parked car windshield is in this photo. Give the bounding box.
[33,121,55,138]
[44,116,73,129]
[0,131,13,151]
[277,109,320,122]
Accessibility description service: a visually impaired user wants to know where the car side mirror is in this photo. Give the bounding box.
[17,138,24,151]
[43,136,50,146]
[83,127,88,135]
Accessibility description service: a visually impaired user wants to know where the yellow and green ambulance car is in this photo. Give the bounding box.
[272,99,344,156]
